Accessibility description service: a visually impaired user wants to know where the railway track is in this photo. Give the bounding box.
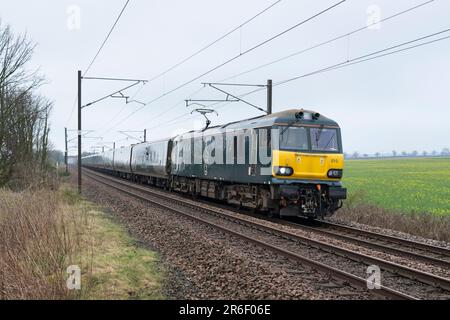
[314,220,450,267]
[164,182,450,270]
[196,196,450,270]
[83,168,450,300]
[272,218,450,269]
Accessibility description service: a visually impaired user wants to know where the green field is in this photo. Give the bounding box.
[343,157,450,215]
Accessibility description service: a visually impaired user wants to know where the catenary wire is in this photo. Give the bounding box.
[219,0,436,82]
[129,0,437,131]
[65,0,131,125]
[83,0,131,76]
[107,0,347,130]
[105,31,450,146]
[129,0,283,100]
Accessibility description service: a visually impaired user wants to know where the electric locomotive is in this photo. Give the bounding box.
[171,109,346,218]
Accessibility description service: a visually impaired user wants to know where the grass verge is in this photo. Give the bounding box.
[78,203,165,299]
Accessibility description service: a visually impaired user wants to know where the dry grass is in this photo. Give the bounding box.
[335,191,450,242]
[0,188,85,299]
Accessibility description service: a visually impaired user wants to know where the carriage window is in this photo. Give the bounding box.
[233,136,237,162]
[310,127,339,152]
[279,127,308,151]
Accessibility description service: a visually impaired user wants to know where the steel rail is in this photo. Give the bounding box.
[276,220,450,269]
[319,221,450,257]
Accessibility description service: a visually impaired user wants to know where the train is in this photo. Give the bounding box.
[83,109,347,219]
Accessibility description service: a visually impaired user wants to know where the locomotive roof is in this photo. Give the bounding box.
[179,109,339,137]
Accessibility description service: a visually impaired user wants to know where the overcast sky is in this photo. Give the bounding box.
[1,0,449,155]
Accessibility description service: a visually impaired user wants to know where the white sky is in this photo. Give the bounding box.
[1,0,449,155]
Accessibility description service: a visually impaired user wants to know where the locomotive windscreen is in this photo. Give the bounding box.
[279,127,309,151]
[310,127,339,152]
[279,126,341,153]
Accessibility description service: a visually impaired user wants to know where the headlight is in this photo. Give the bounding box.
[274,166,294,176]
[327,169,343,178]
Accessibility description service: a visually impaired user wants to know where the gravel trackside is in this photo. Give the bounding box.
[78,175,375,300]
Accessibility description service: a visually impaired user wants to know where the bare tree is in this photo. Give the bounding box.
[0,21,51,188]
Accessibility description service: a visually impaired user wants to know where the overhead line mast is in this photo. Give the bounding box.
[74,0,135,193]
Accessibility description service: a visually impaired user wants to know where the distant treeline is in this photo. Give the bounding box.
[345,148,450,159]
[0,21,53,189]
